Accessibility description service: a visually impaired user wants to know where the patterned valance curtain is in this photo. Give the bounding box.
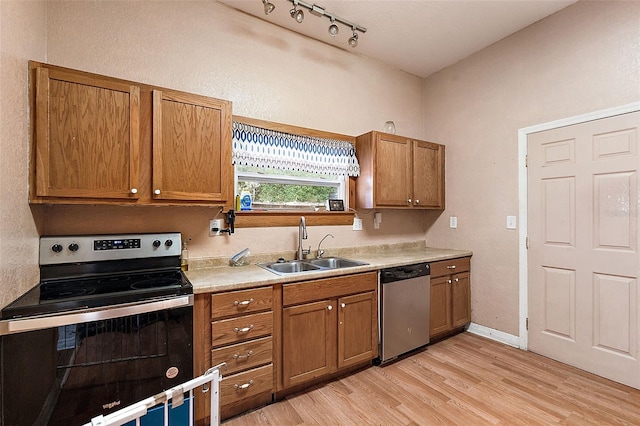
[232,121,360,177]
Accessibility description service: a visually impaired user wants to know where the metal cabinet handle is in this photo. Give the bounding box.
[233,350,253,360]
[233,324,254,333]
[447,279,452,284]
[327,305,333,311]
[341,303,346,308]
[234,298,254,307]
[454,278,459,283]
[154,189,161,195]
[130,188,138,194]
[415,199,420,204]
[234,380,254,390]
[447,265,456,269]
[408,198,412,204]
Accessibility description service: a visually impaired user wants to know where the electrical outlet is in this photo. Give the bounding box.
[209,219,224,236]
[449,216,458,229]
[507,215,517,229]
[374,212,382,229]
[352,217,363,231]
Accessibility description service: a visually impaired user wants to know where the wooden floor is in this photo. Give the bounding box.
[224,332,640,425]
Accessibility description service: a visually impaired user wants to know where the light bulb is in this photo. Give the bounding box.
[295,8,304,23]
[328,21,338,37]
[263,0,275,15]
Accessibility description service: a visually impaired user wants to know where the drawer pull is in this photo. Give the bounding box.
[234,380,254,390]
[233,350,253,360]
[234,298,254,307]
[234,325,254,333]
[447,265,456,269]
[327,305,333,311]
[447,279,452,284]
[455,278,459,283]
[341,303,346,308]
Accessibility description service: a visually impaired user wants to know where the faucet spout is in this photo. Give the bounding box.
[297,216,309,260]
[317,233,334,259]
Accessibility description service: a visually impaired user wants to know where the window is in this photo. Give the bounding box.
[232,120,358,213]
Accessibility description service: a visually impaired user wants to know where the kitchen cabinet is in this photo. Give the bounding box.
[281,272,377,389]
[194,286,274,422]
[355,131,445,209]
[32,65,141,201]
[152,89,232,203]
[29,62,233,207]
[430,257,471,338]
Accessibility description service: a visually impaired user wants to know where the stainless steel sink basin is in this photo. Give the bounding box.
[306,257,369,269]
[257,257,368,275]
[258,260,322,274]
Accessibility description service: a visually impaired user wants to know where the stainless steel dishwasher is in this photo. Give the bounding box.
[377,263,430,365]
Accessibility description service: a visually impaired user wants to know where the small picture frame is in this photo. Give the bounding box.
[328,199,345,211]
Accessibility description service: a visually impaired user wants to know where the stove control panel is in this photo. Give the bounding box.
[40,233,182,265]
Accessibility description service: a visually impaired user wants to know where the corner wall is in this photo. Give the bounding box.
[422,1,640,335]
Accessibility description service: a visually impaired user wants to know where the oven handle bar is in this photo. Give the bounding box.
[0,295,194,336]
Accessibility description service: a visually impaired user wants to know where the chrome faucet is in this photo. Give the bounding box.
[317,233,334,259]
[297,216,310,260]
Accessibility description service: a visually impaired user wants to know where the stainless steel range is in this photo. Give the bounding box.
[0,233,193,426]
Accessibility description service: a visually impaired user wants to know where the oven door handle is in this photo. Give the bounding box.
[0,295,194,336]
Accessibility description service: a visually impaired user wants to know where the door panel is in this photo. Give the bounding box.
[528,111,640,389]
[374,135,411,207]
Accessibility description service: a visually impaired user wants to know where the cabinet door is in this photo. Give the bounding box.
[337,291,376,369]
[412,140,445,209]
[374,134,412,207]
[152,89,232,203]
[35,67,140,199]
[429,276,452,336]
[282,300,335,388]
[451,272,471,328]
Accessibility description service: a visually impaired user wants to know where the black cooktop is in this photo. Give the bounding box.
[1,267,192,320]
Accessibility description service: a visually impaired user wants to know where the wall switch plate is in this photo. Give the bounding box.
[209,219,224,236]
[507,215,517,229]
[449,216,458,229]
[352,217,363,231]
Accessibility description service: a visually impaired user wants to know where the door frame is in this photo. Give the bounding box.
[517,101,640,351]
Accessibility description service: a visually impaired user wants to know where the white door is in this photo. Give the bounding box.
[528,111,640,388]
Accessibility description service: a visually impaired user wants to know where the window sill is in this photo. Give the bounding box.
[235,211,354,228]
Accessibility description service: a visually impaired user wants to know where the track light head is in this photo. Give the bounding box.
[328,18,338,37]
[348,30,358,48]
[290,3,304,23]
[262,0,275,15]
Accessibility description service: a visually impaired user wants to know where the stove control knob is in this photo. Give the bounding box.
[152,239,161,248]
[51,244,63,253]
[68,243,79,252]
[165,239,173,247]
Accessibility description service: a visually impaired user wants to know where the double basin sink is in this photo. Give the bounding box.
[258,257,368,275]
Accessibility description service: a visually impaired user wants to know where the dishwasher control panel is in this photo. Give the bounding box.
[380,263,430,283]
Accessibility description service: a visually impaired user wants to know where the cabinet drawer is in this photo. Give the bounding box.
[211,287,272,319]
[283,272,377,306]
[220,364,273,407]
[430,257,470,278]
[212,311,273,347]
[212,336,272,376]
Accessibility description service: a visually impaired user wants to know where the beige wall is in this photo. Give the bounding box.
[0,1,47,309]
[422,1,640,335]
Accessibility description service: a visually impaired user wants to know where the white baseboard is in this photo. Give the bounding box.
[466,323,521,348]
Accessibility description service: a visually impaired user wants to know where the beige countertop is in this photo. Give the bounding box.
[186,243,472,294]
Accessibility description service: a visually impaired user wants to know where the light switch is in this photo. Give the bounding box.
[449,216,458,229]
[507,216,517,229]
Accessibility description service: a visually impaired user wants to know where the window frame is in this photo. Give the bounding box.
[232,115,356,228]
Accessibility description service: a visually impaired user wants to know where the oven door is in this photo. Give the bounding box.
[0,296,193,426]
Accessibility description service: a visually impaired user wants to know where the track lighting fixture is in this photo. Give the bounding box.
[348,29,358,48]
[290,1,304,23]
[328,18,338,37]
[263,0,366,48]
[262,0,275,15]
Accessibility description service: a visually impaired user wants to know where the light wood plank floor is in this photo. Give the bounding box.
[224,332,640,425]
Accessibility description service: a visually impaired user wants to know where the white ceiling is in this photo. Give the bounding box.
[219,0,576,78]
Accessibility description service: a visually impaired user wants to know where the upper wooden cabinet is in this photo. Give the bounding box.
[152,89,232,203]
[33,66,141,200]
[355,131,445,209]
[29,62,233,207]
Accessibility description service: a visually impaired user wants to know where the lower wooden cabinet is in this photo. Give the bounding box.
[430,257,471,338]
[281,272,377,389]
